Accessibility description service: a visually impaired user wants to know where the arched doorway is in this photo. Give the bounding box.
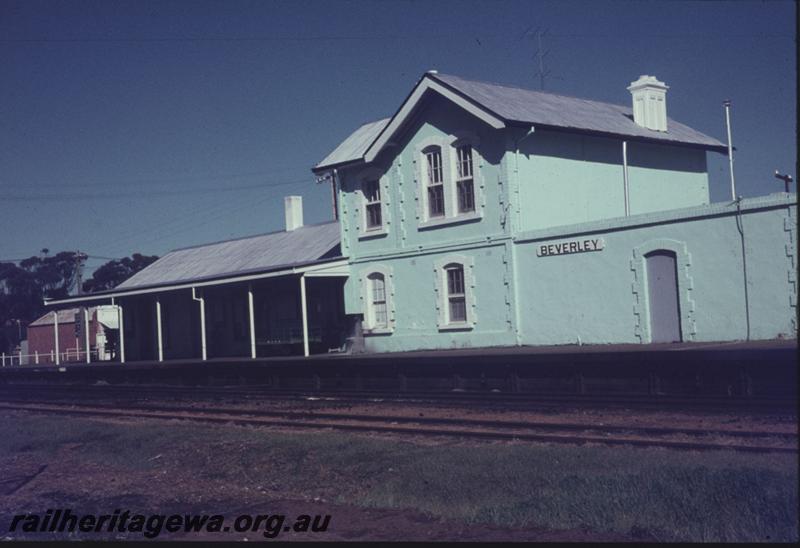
[645,250,682,343]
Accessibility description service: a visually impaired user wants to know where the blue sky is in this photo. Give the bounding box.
[1,0,795,271]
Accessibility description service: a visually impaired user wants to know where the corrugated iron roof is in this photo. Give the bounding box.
[314,72,727,171]
[29,307,90,326]
[432,73,726,150]
[314,118,390,171]
[116,221,341,291]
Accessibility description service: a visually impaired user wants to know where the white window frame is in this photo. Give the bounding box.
[454,143,476,214]
[445,264,467,323]
[360,265,395,334]
[433,254,477,330]
[414,133,484,230]
[363,179,383,230]
[368,273,389,329]
[355,167,390,240]
[424,145,446,219]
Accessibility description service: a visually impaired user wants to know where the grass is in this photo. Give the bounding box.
[1,413,797,542]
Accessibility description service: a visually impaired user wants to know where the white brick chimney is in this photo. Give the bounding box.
[284,195,303,231]
[627,75,669,132]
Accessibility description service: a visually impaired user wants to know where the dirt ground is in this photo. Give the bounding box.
[1,412,643,542]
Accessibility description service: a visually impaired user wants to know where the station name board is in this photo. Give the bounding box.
[537,238,605,257]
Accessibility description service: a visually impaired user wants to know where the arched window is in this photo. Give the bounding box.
[362,179,382,230]
[444,263,467,323]
[454,144,475,213]
[433,255,476,330]
[367,272,388,329]
[424,145,445,218]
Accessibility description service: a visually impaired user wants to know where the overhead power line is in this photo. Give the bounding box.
[76,192,251,254]
[19,165,307,190]
[1,253,122,263]
[0,31,792,44]
[124,194,276,253]
[3,177,312,202]
[85,191,276,255]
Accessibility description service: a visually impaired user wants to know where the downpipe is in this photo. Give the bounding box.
[510,126,536,345]
[734,197,751,341]
[191,287,207,361]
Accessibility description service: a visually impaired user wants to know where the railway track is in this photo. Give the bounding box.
[0,383,796,413]
[0,399,795,455]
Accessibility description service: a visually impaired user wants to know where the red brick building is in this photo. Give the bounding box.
[26,308,105,364]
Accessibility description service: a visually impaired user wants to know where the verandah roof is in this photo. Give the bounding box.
[44,221,345,306]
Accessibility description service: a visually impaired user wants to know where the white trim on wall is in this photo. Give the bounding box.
[449,131,485,220]
[413,133,485,230]
[364,76,505,164]
[354,166,391,240]
[630,239,696,343]
[433,253,477,331]
[359,264,396,335]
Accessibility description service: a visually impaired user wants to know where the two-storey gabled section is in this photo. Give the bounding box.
[314,71,728,258]
[312,71,790,356]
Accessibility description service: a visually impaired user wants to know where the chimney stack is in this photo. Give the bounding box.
[284,195,303,231]
[627,75,669,132]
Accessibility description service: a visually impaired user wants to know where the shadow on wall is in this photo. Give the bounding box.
[519,129,707,174]
[381,92,506,168]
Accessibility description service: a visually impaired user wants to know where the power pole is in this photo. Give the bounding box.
[74,251,88,295]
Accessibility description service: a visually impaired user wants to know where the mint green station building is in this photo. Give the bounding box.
[312,72,797,353]
[41,72,796,363]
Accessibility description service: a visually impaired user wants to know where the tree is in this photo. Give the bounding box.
[1,251,81,317]
[0,262,38,352]
[0,250,84,352]
[0,251,158,352]
[19,251,82,300]
[82,253,159,293]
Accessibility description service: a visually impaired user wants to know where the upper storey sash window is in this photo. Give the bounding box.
[363,179,382,229]
[455,144,475,214]
[425,147,445,218]
[415,134,482,229]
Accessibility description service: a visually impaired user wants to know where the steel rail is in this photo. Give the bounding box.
[0,383,795,412]
[0,396,794,441]
[0,401,795,455]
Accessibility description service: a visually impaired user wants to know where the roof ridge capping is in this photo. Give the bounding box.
[314,70,728,172]
[429,71,635,110]
[429,71,721,137]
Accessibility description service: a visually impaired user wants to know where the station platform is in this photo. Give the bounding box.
[0,339,795,399]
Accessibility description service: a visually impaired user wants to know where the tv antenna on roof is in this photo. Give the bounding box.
[522,26,552,91]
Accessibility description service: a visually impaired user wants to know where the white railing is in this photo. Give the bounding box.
[0,348,100,367]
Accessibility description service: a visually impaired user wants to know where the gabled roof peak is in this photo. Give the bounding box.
[314,71,727,173]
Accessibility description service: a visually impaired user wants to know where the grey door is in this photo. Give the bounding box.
[645,250,682,343]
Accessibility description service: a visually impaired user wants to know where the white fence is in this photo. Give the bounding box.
[1,348,100,367]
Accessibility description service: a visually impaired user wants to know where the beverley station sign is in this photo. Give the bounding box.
[537,238,605,257]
